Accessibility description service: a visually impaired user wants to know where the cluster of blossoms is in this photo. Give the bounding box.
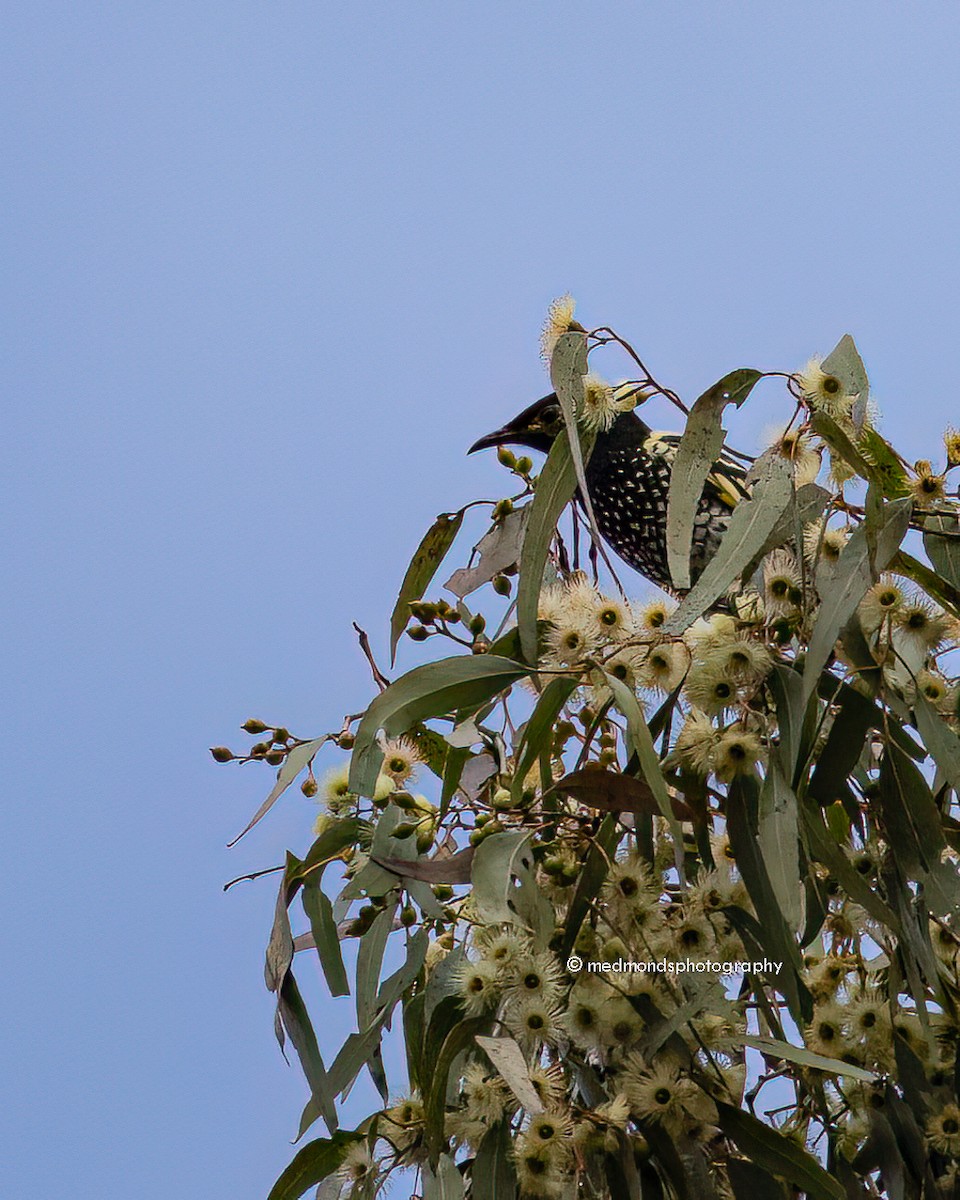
[222,310,960,1199]
[426,845,752,1196]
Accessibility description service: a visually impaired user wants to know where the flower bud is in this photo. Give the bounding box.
[242,719,268,735]
[492,498,514,520]
[338,732,355,750]
[301,776,319,798]
[264,749,285,766]
[516,456,533,475]
[392,821,418,838]
[400,904,418,927]
[433,884,454,901]
[273,727,291,744]
[250,742,271,757]
[497,446,517,469]
[210,746,235,763]
[469,613,487,636]
[407,625,430,642]
[492,574,512,596]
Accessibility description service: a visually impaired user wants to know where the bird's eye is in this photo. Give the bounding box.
[540,404,562,426]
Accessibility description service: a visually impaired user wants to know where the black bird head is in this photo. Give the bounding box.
[468,393,566,457]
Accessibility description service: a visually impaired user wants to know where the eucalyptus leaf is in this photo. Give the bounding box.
[348,655,529,797]
[517,414,596,664]
[757,755,803,934]
[390,508,465,661]
[743,1034,876,1080]
[228,736,329,847]
[802,497,912,708]
[666,367,761,589]
[445,507,528,599]
[266,1130,364,1200]
[475,1034,544,1113]
[663,453,794,636]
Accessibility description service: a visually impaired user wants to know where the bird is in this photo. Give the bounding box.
[469,389,751,593]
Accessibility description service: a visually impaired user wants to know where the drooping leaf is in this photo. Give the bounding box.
[511,675,580,804]
[603,672,685,860]
[923,512,960,590]
[757,755,803,934]
[302,879,350,997]
[424,1015,489,1166]
[666,367,761,589]
[422,1154,466,1200]
[279,971,338,1133]
[663,453,794,636]
[801,497,912,707]
[390,508,465,661]
[471,1121,518,1200]
[915,692,960,796]
[475,1034,545,1113]
[549,767,693,820]
[265,851,300,994]
[445,507,527,599]
[356,902,398,1031]
[716,1101,846,1200]
[550,330,607,560]
[266,1130,364,1200]
[560,813,620,956]
[348,655,529,797]
[228,736,330,846]
[517,414,596,665]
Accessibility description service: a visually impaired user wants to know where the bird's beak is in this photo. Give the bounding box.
[468,424,515,454]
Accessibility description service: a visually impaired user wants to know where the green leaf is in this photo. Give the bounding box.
[663,453,794,636]
[266,1130,364,1200]
[471,1121,518,1200]
[743,1034,876,1080]
[295,816,369,884]
[550,767,693,820]
[894,548,960,620]
[471,831,552,939]
[422,1153,466,1200]
[372,846,476,885]
[879,743,958,915]
[348,655,529,797]
[560,814,620,955]
[356,902,398,1031]
[603,672,684,857]
[445,507,527,599]
[424,1014,489,1166]
[517,415,596,664]
[302,879,350,997]
[726,1157,787,1200]
[822,333,869,402]
[799,802,898,930]
[666,368,761,589]
[923,512,960,589]
[475,1034,544,1113]
[228,736,329,847]
[511,675,579,804]
[279,971,338,1133]
[802,497,912,708]
[915,692,960,795]
[715,1101,845,1200]
[757,755,803,934]
[389,509,465,662]
[265,851,300,994]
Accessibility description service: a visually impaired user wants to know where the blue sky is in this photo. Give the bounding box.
[5,3,960,1196]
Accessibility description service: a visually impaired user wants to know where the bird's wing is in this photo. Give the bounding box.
[643,431,751,510]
